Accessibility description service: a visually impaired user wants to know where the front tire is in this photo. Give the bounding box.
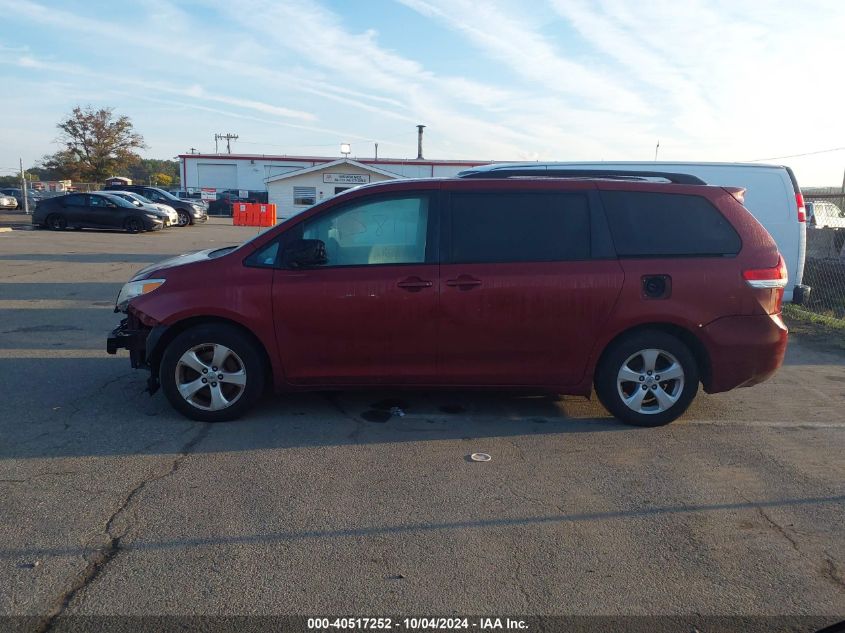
[595,330,699,427]
[177,211,191,227]
[159,324,265,422]
[46,214,67,230]
[124,217,144,233]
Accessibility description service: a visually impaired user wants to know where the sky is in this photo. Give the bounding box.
[1,0,844,186]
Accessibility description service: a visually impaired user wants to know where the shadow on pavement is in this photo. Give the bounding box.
[1,492,842,560]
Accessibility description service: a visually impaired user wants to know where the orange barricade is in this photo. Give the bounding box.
[232,203,248,226]
[232,202,276,227]
[258,203,277,227]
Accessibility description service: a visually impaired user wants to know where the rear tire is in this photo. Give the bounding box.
[47,214,67,230]
[595,330,699,427]
[159,324,265,422]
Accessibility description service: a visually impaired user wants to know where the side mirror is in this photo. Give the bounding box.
[283,239,328,268]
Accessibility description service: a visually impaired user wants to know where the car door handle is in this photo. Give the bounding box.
[397,276,433,291]
[446,275,482,288]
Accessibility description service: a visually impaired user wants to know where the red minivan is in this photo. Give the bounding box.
[107,175,788,426]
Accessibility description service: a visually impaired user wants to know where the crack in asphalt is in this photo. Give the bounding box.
[751,503,801,554]
[741,494,845,592]
[821,554,845,592]
[33,422,212,633]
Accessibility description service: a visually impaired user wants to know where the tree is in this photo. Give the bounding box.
[41,106,146,182]
[151,172,173,186]
[128,159,180,186]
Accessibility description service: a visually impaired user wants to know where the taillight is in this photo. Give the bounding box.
[743,255,788,289]
[795,192,806,222]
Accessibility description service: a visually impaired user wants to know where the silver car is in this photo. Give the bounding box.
[0,194,18,209]
[103,191,179,227]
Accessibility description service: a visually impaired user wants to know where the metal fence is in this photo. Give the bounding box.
[802,216,845,322]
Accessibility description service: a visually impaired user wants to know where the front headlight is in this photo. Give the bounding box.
[115,279,165,312]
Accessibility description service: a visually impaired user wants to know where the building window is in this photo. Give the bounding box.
[293,186,317,206]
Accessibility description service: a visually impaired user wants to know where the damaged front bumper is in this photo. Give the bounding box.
[106,316,150,368]
[106,314,165,394]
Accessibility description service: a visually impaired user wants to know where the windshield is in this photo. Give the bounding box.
[131,193,154,204]
[154,188,181,202]
[101,194,136,209]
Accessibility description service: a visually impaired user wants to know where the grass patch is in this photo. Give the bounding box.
[783,304,845,354]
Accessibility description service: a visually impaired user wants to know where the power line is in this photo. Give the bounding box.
[746,146,845,162]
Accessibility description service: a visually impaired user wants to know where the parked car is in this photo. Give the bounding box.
[107,175,788,425]
[807,201,845,229]
[0,187,43,209]
[0,193,17,209]
[207,190,269,216]
[33,192,165,232]
[103,185,207,226]
[104,190,179,227]
[459,162,808,304]
[175,190,207,205]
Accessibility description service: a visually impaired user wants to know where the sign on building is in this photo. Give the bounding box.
[200,187,217,201]
[323,173,370,184]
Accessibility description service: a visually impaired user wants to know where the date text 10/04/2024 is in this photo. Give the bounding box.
[307,618,529,630]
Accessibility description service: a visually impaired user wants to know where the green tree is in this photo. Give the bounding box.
[41,106,146,182]
[128,159,180,186]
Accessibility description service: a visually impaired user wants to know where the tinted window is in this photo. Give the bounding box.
[449,192,590,263]
[600,191,741,257]
[63,195,87,207]
[302,195,429,266]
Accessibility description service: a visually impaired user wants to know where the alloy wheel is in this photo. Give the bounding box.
[616,348,685,415]
[174,343,247,411]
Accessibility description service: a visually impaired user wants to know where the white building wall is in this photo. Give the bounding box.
[267,163,396,220]
[180,155,487,197]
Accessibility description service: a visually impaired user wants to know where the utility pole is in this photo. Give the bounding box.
[374,142,379,161]
[215,133,238,154]
[654,140,660,161]
[19,158,29,215]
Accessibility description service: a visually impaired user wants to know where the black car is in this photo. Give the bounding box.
[33,192,165,232]
[102,185,207,226]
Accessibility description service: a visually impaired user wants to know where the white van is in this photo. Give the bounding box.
[458,162,808,303]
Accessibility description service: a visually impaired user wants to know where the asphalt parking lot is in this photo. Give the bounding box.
[1,217,843,628]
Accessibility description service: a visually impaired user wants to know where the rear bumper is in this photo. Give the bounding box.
[701,313,788,393]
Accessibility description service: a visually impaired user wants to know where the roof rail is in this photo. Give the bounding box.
[456,167,707,185]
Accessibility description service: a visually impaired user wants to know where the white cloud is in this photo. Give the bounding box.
[2,0,844,183]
